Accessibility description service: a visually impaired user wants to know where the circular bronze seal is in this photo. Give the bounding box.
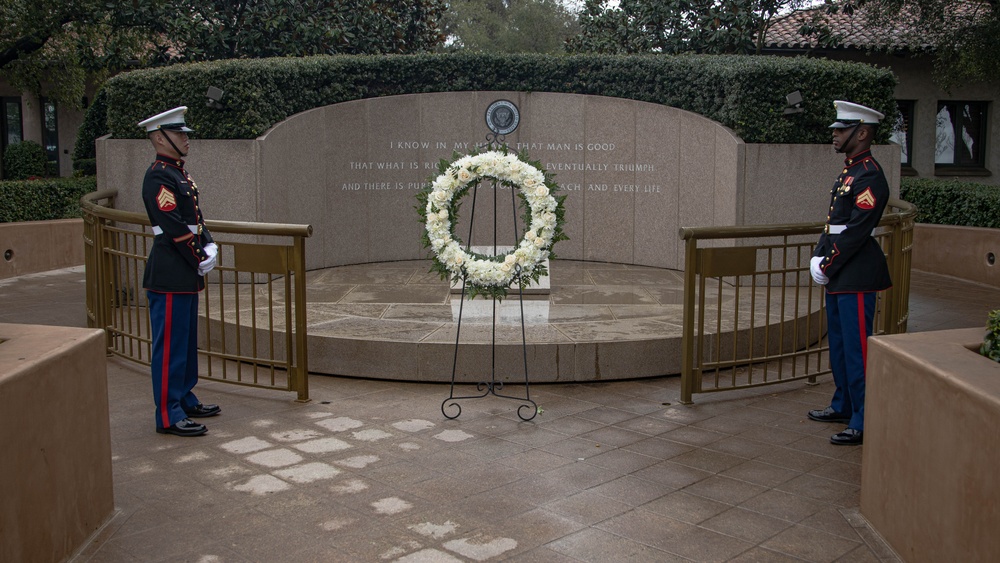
[485,100,519,135]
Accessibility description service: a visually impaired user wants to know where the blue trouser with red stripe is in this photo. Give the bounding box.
[826,291,876,431]
[148,291,201,429]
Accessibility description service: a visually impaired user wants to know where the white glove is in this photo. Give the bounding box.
[198,252,217,276]
[204,242,218,258]
[810,256,829,286]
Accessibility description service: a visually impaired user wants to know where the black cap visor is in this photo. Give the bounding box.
[158,122,194,133]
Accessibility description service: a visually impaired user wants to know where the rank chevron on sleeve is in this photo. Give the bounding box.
[156,186,177,211]
[856,187,876,210]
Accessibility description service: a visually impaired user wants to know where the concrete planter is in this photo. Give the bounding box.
[863,327,1000,562]
[0,324,114,562]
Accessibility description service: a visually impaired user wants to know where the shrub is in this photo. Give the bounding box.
[982,310,1000,363]
[0,176,97,222]
[3,141,48,180]
[96,53,898,145]
[900,178,1000,228]
[73,88,109,162]
[73,158,97,176]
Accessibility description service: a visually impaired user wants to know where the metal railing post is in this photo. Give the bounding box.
[95,217,112,350]
[680,234,698,404]
[292,234,310,402]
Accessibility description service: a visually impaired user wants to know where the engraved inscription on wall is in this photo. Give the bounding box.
[338,140,662,195]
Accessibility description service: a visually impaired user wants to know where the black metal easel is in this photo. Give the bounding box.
[440,121,538,422]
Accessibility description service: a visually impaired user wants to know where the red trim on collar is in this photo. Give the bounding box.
[154,155,185,169]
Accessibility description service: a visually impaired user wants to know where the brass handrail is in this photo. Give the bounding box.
[81,189,314,401]
[679,198,916,404]
[81,189,313,237]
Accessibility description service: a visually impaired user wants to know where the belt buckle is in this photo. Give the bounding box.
[824,225,830,235]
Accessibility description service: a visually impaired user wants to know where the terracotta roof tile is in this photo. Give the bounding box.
[764,1,987,51]
[765,6,904,50]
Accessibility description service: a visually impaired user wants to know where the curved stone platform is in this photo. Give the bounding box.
[205,259,816,383]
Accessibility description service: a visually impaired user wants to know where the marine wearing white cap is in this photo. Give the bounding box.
[139,106,194,158]
[806,99,892,447]
[138,105,221,437]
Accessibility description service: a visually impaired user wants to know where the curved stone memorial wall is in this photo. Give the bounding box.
[257,91,741,271]
[96,92,898,382]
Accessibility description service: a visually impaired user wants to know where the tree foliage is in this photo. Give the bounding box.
[567,0,811,54]
[442,0,580,53]
[148,0,447,62]
[844,0,1000,88]
[0,1,155,107]
[0,0,447,106]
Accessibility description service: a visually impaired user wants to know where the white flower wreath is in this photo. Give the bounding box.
[420,149,566,300]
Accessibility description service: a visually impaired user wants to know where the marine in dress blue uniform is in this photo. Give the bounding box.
[138,106,222,437]
[807,101,892,446]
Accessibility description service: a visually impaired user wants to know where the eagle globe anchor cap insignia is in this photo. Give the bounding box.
[485,100,520,135]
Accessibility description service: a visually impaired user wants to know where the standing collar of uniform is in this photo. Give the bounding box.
[155,154,185,168]
[844,149,873,167]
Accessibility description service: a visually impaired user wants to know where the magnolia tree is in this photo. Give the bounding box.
[442,0,580,53]
[567,0,813,54]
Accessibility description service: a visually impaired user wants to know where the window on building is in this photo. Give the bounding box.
[1,97,24,179]
[935,101,988,168]
[891,100,914,168]
[41,98,59,174]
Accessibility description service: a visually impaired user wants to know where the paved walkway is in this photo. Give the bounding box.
[1,266,996,562]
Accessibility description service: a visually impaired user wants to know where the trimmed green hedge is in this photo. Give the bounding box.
[96,53,897,144]
[900,178,1000,229]
[3,140,48,180]
[73,88,109,162]
[0,177,97,223]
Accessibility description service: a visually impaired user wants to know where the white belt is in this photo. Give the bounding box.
[825,225,847,234]
[151,225,199,236]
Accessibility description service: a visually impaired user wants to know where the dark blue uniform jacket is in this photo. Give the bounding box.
[141,156,213,293]
[813,149,892,293]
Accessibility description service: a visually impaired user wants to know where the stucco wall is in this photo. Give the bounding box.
[912,223,1000,288]
[0,219,85,279]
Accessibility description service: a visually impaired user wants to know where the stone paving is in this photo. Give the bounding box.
[1,265,996,562]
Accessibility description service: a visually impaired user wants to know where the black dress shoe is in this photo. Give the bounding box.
[807,407,851,424]
[830,428,863,445]
[156,418,208,436]
[185,403,221,418]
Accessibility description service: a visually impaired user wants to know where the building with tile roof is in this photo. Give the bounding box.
[763,2,999,184]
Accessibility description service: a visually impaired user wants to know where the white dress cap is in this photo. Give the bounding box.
[138,106,194,133]
[829,100,885,129]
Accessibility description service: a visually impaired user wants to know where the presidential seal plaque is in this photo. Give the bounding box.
[485,99,519,135]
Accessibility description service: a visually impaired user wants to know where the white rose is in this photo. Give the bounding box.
[534,185,549,197]
[432,190,449,203]
[458,169,472,183]
[534,237,545,248]
[437,209,449,220]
